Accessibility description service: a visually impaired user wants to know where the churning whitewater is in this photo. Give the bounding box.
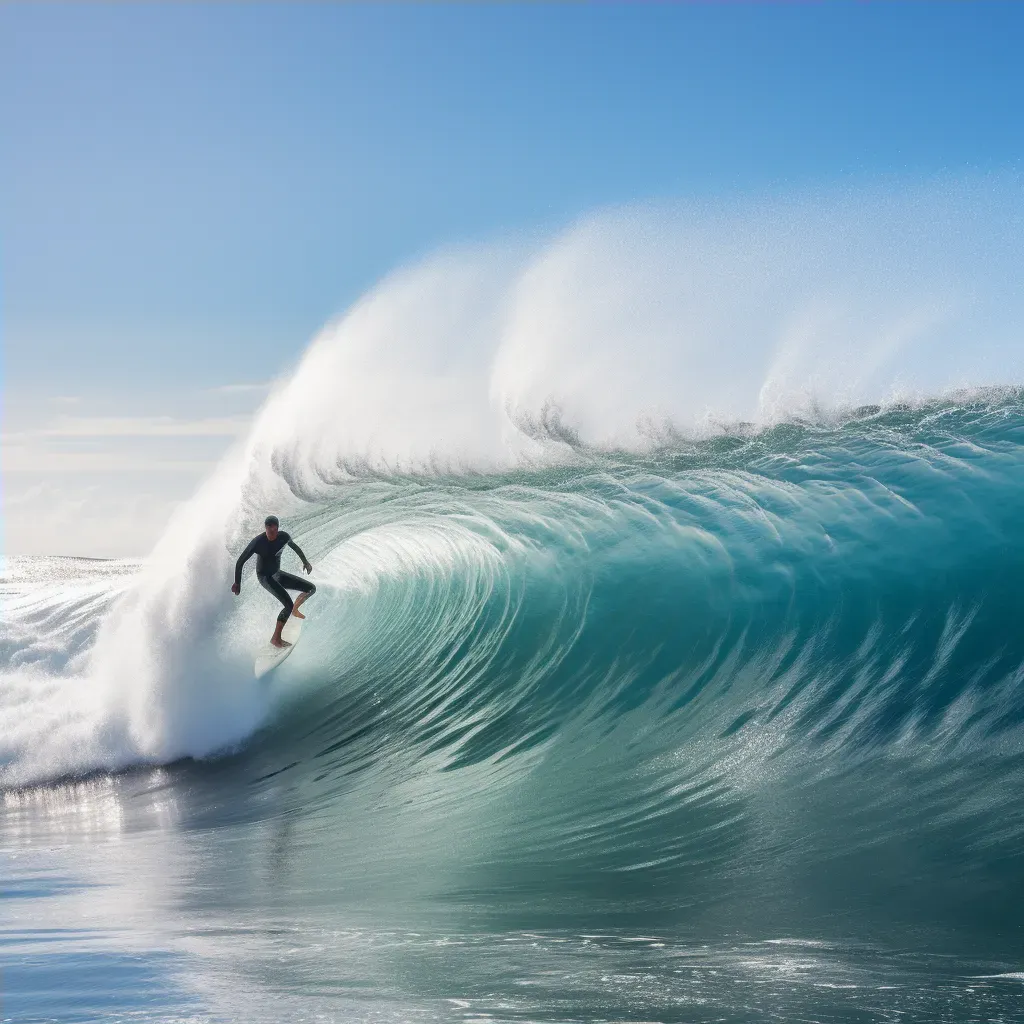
[4,184,1024,955]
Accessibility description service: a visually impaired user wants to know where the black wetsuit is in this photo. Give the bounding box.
[234,531,316,623]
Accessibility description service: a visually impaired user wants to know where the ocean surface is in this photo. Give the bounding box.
[5,191,1024,1021]
[5,396,1024,1022]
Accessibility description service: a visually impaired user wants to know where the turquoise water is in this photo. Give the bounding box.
[4,396,1024,1020]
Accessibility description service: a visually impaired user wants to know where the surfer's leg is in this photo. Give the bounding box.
[275,571,316,619]
[271,619,290,648]
[258,574,294,646]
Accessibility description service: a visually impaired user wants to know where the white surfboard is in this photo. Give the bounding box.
[254,617,303,679]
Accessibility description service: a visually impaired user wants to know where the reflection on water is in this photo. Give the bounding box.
[4,773,1024,1024]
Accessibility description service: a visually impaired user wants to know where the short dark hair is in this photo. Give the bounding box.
[264,515,280,528]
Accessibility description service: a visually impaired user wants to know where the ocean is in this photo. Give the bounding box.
[4,190,1024,1021]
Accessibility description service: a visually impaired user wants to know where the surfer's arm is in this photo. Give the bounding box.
[287,537,312,571]
[233,538,258,590]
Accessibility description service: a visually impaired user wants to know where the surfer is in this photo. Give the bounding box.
[231,515,315,648]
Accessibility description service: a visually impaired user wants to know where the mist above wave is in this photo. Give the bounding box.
[250,177,1024,494]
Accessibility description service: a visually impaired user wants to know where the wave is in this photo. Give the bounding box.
[4,182,1024,937]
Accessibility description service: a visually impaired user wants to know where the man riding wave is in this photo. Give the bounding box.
[231,515,315,648]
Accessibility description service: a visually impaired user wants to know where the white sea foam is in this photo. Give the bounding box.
[250,177,1024,484]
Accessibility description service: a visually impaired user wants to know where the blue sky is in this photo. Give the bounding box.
[3,3,1024,554]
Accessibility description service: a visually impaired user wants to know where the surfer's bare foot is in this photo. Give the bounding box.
[292,608,306,619]
[270,638,292,649]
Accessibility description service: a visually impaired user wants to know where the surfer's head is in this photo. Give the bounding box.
[264,515,280,540]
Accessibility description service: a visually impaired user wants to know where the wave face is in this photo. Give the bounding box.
[4,183,1024,948]
[6,399,1024,940]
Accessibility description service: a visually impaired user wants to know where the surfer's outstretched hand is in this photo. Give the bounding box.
[231,583,240,595]
[303,561,313,574]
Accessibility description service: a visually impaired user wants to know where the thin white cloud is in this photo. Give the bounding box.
[2,444,217,474]
[1,414,252,475]
[3,478,183,557]
[2,405,255,555]
[205,381,273,395]
[18,414,251,439]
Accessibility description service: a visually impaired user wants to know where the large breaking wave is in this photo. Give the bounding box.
[3,181,1024,937]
